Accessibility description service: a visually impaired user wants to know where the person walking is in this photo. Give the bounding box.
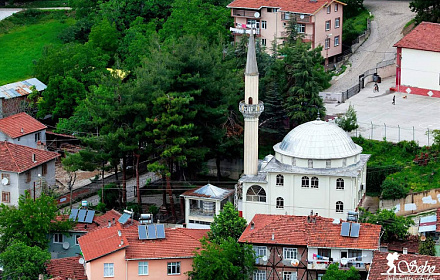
[373,83,379,92]
[392,95,395,105]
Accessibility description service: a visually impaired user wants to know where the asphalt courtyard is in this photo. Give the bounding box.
[326,77,440,147]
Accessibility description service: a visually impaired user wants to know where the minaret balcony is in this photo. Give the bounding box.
[239,101,264,118]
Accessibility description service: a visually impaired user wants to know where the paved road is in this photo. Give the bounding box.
[329,0,415,92]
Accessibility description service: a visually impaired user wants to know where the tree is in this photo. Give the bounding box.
[343,0,365,19]
[409,0,440,25]
[0,241,50,280]
[87,19,120,54]
[208,202,247,244]
[419,236,436,256]
[188,237,255,280]
[0,192,73,251]
[323,264,360,280]
[359,207,414,242]
[336,104,359,132]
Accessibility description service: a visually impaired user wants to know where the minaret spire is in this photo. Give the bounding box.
[239,30,264,176]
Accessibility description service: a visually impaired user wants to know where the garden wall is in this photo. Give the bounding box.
[380,188,440,216]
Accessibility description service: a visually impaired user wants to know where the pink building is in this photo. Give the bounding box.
[78,222,208,280]
[227,0,346,63]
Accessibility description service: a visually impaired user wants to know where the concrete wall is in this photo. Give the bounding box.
[401,48,440,91]
[0,129,46,149]
[380,188,440,216]
[48,232,83,259]
[86,248,126,280]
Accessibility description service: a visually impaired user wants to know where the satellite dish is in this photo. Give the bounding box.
[341,258,348,265]
[291,259,300,266]
[62,242,70,250]
[254,12,260,18]
[262,256,268,262]
[78,258,84,264]
[1,178,8,185]
[300,14,305,19]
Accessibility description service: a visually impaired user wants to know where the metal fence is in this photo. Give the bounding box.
[350,121,436,147]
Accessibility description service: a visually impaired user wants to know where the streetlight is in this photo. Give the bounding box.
[325,33,332,70]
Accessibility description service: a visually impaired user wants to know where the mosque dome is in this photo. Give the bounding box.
[273,120,362,159]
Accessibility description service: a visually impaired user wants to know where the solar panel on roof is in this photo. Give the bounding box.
[147,224,156,239]
[350,223,360,238]
[85,210,95,224]
[138,225,147,240]
[77,209,87,223]
[156,224,165,239]
[118,213,131,224]
[341,222,350,237]
[69,208,79,221]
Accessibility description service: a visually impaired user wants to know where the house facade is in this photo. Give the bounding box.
[227,0,345,62]
[239,214,382,280]
[78,222,208,280]
[0,141,58,205]
[0,112,47,149]
[394,22,440,98]
[181,183,234,229]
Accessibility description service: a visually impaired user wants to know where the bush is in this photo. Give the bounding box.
[99,183,120,210]
[381,178,408,199]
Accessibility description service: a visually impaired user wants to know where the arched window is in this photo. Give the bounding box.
[308,159,313,168]
[276,197,284,209]
[336,178,344,190]
[336,201,343,213]
[311,177,319,188]
[301,176,309,188]
[248,97,253,104]
[246,186,266,202]
[276,174,284,186]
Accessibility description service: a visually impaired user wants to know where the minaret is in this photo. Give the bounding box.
[239,31,264,176]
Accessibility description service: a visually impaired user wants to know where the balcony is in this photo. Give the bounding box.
[281,13,311,23]
[239,101,264,118]
[189,208,215,217]
[232,9,260,18]
[230,27,260,35]
[307,260,368,271]
[280,32,313,42]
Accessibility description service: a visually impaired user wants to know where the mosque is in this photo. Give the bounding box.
[236,32,370,222]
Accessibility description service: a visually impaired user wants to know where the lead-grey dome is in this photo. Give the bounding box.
[273,120,362,159]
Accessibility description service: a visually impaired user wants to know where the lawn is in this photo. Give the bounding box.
[0,11,74,85]
[343,9,373,44]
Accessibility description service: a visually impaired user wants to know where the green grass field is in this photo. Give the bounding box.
[0,13,74,85]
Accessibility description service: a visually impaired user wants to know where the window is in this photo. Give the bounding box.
[75,234,81,245]
[335,3,338,12]
[261,39,267,46]
[283,248,297,260]
[104,263,114,277]
[311,177,319,188]
[327,5,331,14]
[247,19,259,29]
[276,174,284,186]
[283,271,297,280]
[348,250,362,261]
[254,270,266,280]
[326,160,331,168]
[301,176,309,188]
[262,20,267,29]
[34,132,41,142]
[343,158,347,167]
[254,246,267,263]
[334,35,340,47]
[296,24,305,33]
[246,185,266,202]
[1,192,10,203]
[26,171,31,183]
[1,173,10,183]
[267,8,278,13]
[167,262,180,275]
[308,159,313,168]
[53,233,64,243]
[284,12,290,20]
[42,163,47,176]
[318,248,331,259]
[335,17,340,28]
[138,261,149,275]
[276,197,284,209]
[292,158,296,166]
[336,201,343,213]
[336,178,344,190]
[17,137,20,141]
[325,20,331,31]
[325,37,330,49]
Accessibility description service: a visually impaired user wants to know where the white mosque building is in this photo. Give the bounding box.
[236,32,370,222]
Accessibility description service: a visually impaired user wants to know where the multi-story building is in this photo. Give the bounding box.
[227,0,345,63]
[0,112,47,149]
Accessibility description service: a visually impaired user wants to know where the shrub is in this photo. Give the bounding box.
[381,178,408,200]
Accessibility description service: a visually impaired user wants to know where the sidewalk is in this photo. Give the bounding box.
[326,76,440,146]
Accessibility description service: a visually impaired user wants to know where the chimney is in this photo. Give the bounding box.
[32,153,36,162]
[108,220,111,228]
[271,233,275,240]
[21,127,24,134]
[403,248,408,254]
[250,221,255,230]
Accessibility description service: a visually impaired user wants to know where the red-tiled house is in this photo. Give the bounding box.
[367,251,440,280]
[0,112,47,149]
[78,222,208,280]
[239,214,381,280]
[394,22,440,98]
[0,141,59,205]
[227,0,346,62]
[46,256,87,280]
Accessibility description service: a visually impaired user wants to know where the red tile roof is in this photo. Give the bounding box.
[383,235,419,254]
[0,141,59,173]
[227,0,345,15]
[239,214,381,250]
[394,22,440,53]
[46,256,87,280]
[368,251,440,280]
[79,223,208,262]
[0,112,46,138]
